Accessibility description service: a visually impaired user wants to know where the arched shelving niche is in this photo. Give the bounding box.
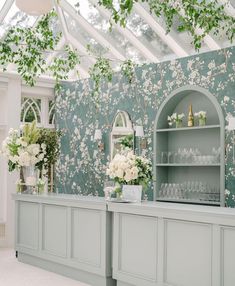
[154,85,225,206]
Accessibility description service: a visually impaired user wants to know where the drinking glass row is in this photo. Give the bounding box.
[160,147,220,164]
[159,182,220,202]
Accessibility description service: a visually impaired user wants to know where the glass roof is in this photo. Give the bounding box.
[0,0,234,80]
[0,2,37,38]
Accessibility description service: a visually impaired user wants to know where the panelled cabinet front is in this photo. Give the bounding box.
[112,210,235,286]
[15,197,114,286]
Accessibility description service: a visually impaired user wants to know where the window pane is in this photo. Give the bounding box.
[49,100,55,125]
[21,98,41,123]
[64,0,146,63]
[0,0,7,12]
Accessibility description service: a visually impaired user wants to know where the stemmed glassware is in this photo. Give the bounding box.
[160,147,221,164]
[159,181,220,202]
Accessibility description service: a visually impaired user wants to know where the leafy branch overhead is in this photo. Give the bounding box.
[0,11,79,89]
[0,1,234,90]
[98,0,235,50]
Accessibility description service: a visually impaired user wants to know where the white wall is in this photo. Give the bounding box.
[0,73,54,247]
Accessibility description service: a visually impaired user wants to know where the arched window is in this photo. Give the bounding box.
[21,98,41,124]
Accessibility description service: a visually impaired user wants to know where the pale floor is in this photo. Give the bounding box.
[0,248,91,286]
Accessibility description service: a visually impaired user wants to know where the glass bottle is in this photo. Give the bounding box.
[187,104,194,127]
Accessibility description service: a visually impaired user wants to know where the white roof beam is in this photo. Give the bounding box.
[55,3,96,65]
[0,0,14,23]
[59,0,126,61]
[133,3,188,57]
[88,0,159,62]
[203,35,221,50]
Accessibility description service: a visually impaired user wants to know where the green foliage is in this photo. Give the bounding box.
[98,0,235,50]
[37,128,62,170]
[49,45,80,91]
[22,120,40,144]
[121,59,136,83]
[0,11,79,87]
[134,156,152,188]
[89,56,113,98]
[119,134,134,149]
[0,1,233,92]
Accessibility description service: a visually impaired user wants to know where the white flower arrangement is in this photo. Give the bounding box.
[168,113,185,126]
[1,126,46,172]
[194,111,207,119]
[106,150,152,186]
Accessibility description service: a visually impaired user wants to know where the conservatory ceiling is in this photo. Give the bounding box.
[0,0,235,80]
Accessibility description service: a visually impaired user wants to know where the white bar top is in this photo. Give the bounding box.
[12,193,107,210]
[12,193,235,225]
[108,201,235,225]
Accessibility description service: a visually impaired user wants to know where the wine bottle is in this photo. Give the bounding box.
[188,104,194,127]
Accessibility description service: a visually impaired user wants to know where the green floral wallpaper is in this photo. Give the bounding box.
[55,46,235,207]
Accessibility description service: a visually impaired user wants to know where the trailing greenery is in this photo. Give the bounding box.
[0,11,79,89]
[48,45,80,91]
[121,59,136,83]
[89,56,113,97]
[0,1,234,92]
[98,0,235,49]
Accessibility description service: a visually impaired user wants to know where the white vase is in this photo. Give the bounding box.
[122,185,143,202]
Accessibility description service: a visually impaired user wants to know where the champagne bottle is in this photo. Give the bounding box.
[188,104,194,127]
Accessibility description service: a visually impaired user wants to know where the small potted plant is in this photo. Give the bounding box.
[168,113,185,128]
[106,150,152,202]
[195,111,207,126]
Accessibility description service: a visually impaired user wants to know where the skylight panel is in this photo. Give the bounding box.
[126,12,173,59]
[64,0,146,63]
[0,0,7,13]
[0,2,37,38]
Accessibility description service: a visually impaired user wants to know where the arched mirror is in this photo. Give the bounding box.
[111,111,134,159]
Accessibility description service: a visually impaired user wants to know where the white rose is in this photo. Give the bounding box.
[124,169,133,182]
[41,143,46,150]
[38,153,44,161]
[32,146,40,155]
[18,152,31,166]
[116,168,124,179]
[131,167,139,179]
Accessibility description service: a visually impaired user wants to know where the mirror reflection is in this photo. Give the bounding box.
[111,111,134,159]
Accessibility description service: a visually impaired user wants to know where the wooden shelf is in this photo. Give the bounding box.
[156,125,220,132]
[157,197,220,206]
[156,163,220,167]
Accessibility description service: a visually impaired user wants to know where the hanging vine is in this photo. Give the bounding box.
[97,0,235,50]
[121,59,136,83]
[0,10,79,89]
[0,1,234,90]
[89,56,113,97]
